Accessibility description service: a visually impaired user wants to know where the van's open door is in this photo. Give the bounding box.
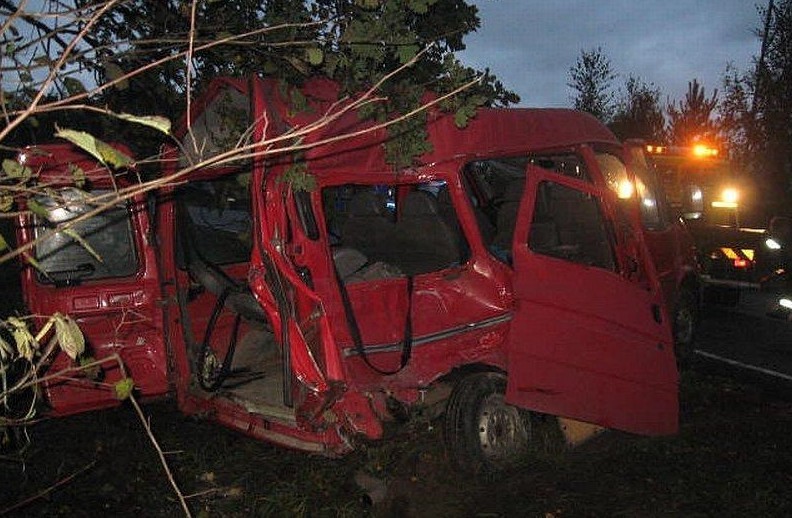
[505,166,678,435]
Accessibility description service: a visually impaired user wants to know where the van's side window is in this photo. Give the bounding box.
[323,182,468,281]
[528,181,616,272]
[628,147,672,230]
[462,154,590,264]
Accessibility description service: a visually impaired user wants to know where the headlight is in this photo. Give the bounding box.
[712,187,739,208]
[721,188,739,204]
[617,179,634,199]
[765,237,782,250]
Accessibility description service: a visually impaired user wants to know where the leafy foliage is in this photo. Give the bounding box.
[666,79,719,145]
[568,47,616,123]
[740,0,792,202]
[609,76,666,142]
[2,0,516,169]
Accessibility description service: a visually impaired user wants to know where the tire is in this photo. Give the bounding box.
[444,372,530,474]
[673,287,698,365]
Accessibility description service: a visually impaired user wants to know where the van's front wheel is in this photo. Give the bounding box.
[444,372,530,473]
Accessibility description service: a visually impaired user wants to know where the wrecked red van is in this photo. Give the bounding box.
[15,77,678,472]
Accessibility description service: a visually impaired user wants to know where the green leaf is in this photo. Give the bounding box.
[397,44,419,65]
[0,232,8,252]
[454,104,478,128]
[407,0,432,14]
[62,228,103,263]
[354,0,380,8]
[103,62,129,90]
[63,77,87,96]
[32,55,53,68]
[114,377,135,400]
[306,47,324,66]
[53,313,85,360]
[0,191,13,212]
[112,113,171,135]
[55,128,132,169]
[69,164,86,188]
[2,158,32,180]
[279,163,316,192]
[27,198,50,220]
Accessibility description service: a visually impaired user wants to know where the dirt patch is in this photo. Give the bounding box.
[2,369,792,517]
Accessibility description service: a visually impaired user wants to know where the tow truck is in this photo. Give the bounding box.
[644,143,765,304]
[11,76,679,472]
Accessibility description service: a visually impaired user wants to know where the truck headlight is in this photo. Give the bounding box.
[712,187,739,208]
[765,237,782,250]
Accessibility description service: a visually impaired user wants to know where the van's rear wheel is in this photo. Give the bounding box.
[444,372,530,473]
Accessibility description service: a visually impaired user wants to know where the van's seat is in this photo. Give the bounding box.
[340,190,395,264]
[393,190,461,275]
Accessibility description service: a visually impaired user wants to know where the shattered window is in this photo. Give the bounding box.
[323,181,468,279]
[177,172,252,266]
[33,188,138,284]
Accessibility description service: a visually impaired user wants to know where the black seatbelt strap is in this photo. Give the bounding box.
[333,266,414,376]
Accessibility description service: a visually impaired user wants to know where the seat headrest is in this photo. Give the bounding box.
[348,190,387,218]
[402,190,440,217]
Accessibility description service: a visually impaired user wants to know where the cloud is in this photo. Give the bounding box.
[460,0,761,107]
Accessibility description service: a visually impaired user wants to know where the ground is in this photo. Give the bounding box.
[2,362,792,517]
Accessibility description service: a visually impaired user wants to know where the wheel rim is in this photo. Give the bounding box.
[477,393,529,462]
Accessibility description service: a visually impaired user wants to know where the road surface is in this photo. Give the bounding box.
[695,287,792,385]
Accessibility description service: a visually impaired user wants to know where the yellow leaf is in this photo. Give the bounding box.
[8,316,37,361]
[54,314,85,360]
[0,333,13,360]
[55,128,132,169]
[113,113,171,135]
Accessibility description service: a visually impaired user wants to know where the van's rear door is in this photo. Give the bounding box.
[505,165,678,435]
[19,185,167,416]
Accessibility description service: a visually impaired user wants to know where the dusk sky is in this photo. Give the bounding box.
[459,1,763,108]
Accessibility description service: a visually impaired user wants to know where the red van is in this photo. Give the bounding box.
[15,77,678,472]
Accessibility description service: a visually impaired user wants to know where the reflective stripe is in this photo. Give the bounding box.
[720,247,739,260]
[341,313,512,358]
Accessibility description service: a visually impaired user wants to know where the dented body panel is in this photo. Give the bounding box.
[16,77,679,455]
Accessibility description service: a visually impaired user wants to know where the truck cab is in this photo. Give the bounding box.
[644,143,764,304]
[15,77,678,472]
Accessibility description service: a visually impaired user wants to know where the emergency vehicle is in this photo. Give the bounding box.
[644,143,764,302]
